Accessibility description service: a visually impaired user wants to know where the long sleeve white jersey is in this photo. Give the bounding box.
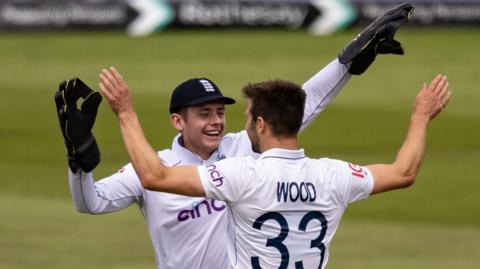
[68,59,351,269]
[198,148,374,269]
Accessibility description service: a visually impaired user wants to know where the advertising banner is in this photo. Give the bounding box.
[1,0,479,35]
[351,0,480,25]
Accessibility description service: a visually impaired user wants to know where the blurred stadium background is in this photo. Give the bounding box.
[0,0,479,268]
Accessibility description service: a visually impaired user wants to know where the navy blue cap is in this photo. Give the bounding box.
[169,78,236,114]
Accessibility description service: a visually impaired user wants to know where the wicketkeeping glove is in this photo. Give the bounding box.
[54,78,102,173]
[339,2,415,75]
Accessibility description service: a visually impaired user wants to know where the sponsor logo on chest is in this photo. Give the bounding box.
[177,199,226,222]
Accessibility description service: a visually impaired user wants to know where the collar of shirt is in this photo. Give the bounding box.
[259,148,306,160]
[171,134,221,165]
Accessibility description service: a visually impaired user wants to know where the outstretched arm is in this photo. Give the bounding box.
[367,74,451,194]
[300,59,351,132]
[301,3,414,131]
[99,67,205,197]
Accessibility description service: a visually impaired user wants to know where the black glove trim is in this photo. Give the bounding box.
[75,135,94,154]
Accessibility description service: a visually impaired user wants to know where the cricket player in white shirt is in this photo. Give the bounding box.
[99,70,450,269]
[54,4,414,268]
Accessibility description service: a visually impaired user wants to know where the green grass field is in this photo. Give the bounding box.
[0,29,479,268]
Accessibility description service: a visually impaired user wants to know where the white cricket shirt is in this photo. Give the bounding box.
[198,148,374,269]
[67,59,351,269]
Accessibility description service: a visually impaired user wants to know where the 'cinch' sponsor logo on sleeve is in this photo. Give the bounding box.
[207,164,224,187]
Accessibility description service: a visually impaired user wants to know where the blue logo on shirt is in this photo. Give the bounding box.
[277,181,316,203]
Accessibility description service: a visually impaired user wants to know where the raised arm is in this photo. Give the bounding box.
[367,74,451,194]
[301,3,414,131]
[99,67,205,197]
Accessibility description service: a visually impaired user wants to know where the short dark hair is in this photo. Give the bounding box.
[242,80,306,138]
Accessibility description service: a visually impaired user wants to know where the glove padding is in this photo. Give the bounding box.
[339,2,415,75]
[54,78,102,173]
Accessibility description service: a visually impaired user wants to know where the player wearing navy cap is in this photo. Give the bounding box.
[56,4,414,268]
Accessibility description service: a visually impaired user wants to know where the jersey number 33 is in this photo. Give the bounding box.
[251,211,328,269]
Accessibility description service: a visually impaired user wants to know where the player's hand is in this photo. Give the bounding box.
[339,3,414,75]
[54,78,102,172]
[413,74,451,121]
[99,67,134,118]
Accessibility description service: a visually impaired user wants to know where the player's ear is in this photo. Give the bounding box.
[170,113,185,132]
[256,117,267,134]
